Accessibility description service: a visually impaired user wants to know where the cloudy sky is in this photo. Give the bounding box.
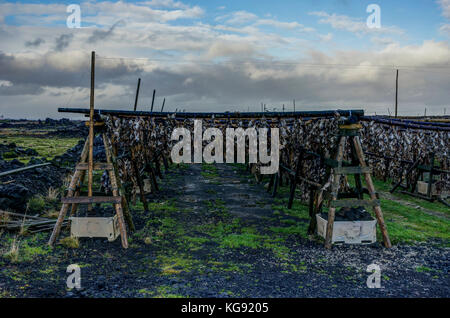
[0,0,449,119]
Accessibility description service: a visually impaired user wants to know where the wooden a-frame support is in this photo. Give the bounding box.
[48,51,133,248]
[279,123,392,249]
[318,124,392,249]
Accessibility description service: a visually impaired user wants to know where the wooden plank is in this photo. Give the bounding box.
[84,121,104,127]
[105,133,135,232]
[61,196,121,204]
[48,138,90,246]
[335,166,371,175]
[338,123,362,130]
[330,199,380,208]
[288,152,303,209]
[324,158,352,168]
[102,133,129,247]
[76,163,113,170]
[88,51,95,210]
[0,163,51,177]
[353,136,392,248]
[325,136,346,249]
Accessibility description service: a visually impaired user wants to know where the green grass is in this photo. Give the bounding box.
[371,178,450,215]
[274,175,449,245]
[156,253,200,275]
[139,285,185,298]
[2,238,51,263]
[26,196,46,213]
[1,135,81,163]
[380,198,450,244]
[201,163,219,179]
[220,233,262,249]
[416,266,434,273]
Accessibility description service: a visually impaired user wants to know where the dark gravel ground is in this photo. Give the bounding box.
[0,163,448,298]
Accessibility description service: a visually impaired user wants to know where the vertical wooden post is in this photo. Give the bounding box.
[395,69,398,118]
[353,136,392,248]
[267,174,274,192]
[325,136,346,249]
[383,158,391,182]
[288,151,303,209]
[131,149,149,212]
[350,142,364,199]
[150,89,156,112]
[48,138,90,246]
[427,152,435,199]
[103,134,135,232]
[88,51,95,211]
[272,172,279,197]
[102,134,128,248]
[133,78,141,111]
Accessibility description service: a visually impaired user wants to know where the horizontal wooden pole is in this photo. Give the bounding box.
[58,107,365,119]
[334,166,372,175]
[61,196,122,204]
[76,163,113,171]
[330,199,380,208]
[0,163,52,178]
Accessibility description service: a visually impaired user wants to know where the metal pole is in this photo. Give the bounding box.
[150,89,156,112]
[161,98,166,112]
[88,51,95,208]
[395,69,398,118]
[133,78,141,111]
[58,108,366,119]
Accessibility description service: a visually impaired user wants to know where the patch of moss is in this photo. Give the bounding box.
[156,253,199,275]
[27,196,46,213]
[59,236,79,249]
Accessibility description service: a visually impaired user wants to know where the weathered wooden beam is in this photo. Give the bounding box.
[334,166,372,175]
[76,163,113,171]
[330,199,380,208]
[0,163,51,178]
[58,108,365,119]
[61,196,122,204]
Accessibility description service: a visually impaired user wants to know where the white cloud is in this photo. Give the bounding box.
[309,11,404,36]
[215,11,258,25]
[206,41,256,59]
[255,19,315,32]
[439,0,450,18]
[371,36,396,46]
[439,23,450,36]
[319,33,333,42]
[0,1,449,118]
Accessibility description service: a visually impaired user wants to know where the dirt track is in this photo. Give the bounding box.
[0,163,448,298]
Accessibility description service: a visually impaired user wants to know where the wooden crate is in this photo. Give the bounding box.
[417,181,438,196]
[70,215,120,242]
[316,214,377,244]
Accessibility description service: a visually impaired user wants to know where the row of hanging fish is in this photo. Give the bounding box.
[102,114,449,202]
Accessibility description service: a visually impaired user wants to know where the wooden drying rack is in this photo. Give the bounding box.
[48,52,133,248]
[272,121,392,249]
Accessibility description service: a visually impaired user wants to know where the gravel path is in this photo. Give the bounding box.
[0,163,448,298]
